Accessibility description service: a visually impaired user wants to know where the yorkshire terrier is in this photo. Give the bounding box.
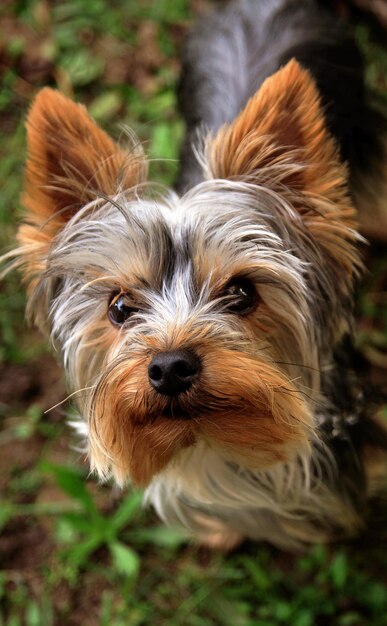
[7,0,387,550]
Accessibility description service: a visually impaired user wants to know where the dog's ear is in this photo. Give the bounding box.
[205,59,359,278]
[206,59,344,198]
[18,88,147,249]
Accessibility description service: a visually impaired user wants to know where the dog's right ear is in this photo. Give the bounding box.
[18,88,147,272]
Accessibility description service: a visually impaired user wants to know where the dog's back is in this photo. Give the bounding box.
[176,0,386,236]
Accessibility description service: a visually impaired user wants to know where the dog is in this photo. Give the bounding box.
[7,0,387,551]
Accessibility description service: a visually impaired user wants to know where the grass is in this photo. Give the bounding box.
[0,1,386,625]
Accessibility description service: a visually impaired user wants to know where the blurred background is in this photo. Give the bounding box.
[0,1,386,625]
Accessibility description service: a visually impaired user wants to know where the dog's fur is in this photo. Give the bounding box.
[5,0,387,550]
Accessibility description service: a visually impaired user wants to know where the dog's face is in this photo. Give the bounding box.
[16,61,361,486]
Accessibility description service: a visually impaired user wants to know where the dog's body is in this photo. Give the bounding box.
[6,0,387,550]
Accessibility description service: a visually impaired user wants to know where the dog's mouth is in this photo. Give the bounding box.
[157,391,216,422]
[160,404,193,420]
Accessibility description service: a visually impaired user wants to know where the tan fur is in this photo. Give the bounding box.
[88,342,312,487]
[88,355,196,486]
[18,88,147,281]
[206,60,360,281]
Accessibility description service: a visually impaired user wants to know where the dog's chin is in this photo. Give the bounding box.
[89,402,311,488]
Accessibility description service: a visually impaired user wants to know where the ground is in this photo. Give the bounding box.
[0,1,387,625]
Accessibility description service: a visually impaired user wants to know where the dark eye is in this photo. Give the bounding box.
[223,277,258,314]
[108,292,138,326]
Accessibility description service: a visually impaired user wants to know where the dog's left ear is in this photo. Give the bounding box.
[205,60,359,277]
[18,88,147,255]
[206,59,345,199]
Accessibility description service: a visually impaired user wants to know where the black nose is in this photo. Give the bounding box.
[148,349,201,396]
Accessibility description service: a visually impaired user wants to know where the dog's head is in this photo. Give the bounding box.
[15,61,361,485]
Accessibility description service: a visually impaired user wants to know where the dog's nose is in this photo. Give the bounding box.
[148,349,201,396]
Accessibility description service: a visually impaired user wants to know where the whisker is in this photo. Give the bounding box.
[44,386,96,413]
[274,360,322,374]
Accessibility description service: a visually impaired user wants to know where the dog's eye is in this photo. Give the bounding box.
[108,292,138,326]
[223,277,258,314]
